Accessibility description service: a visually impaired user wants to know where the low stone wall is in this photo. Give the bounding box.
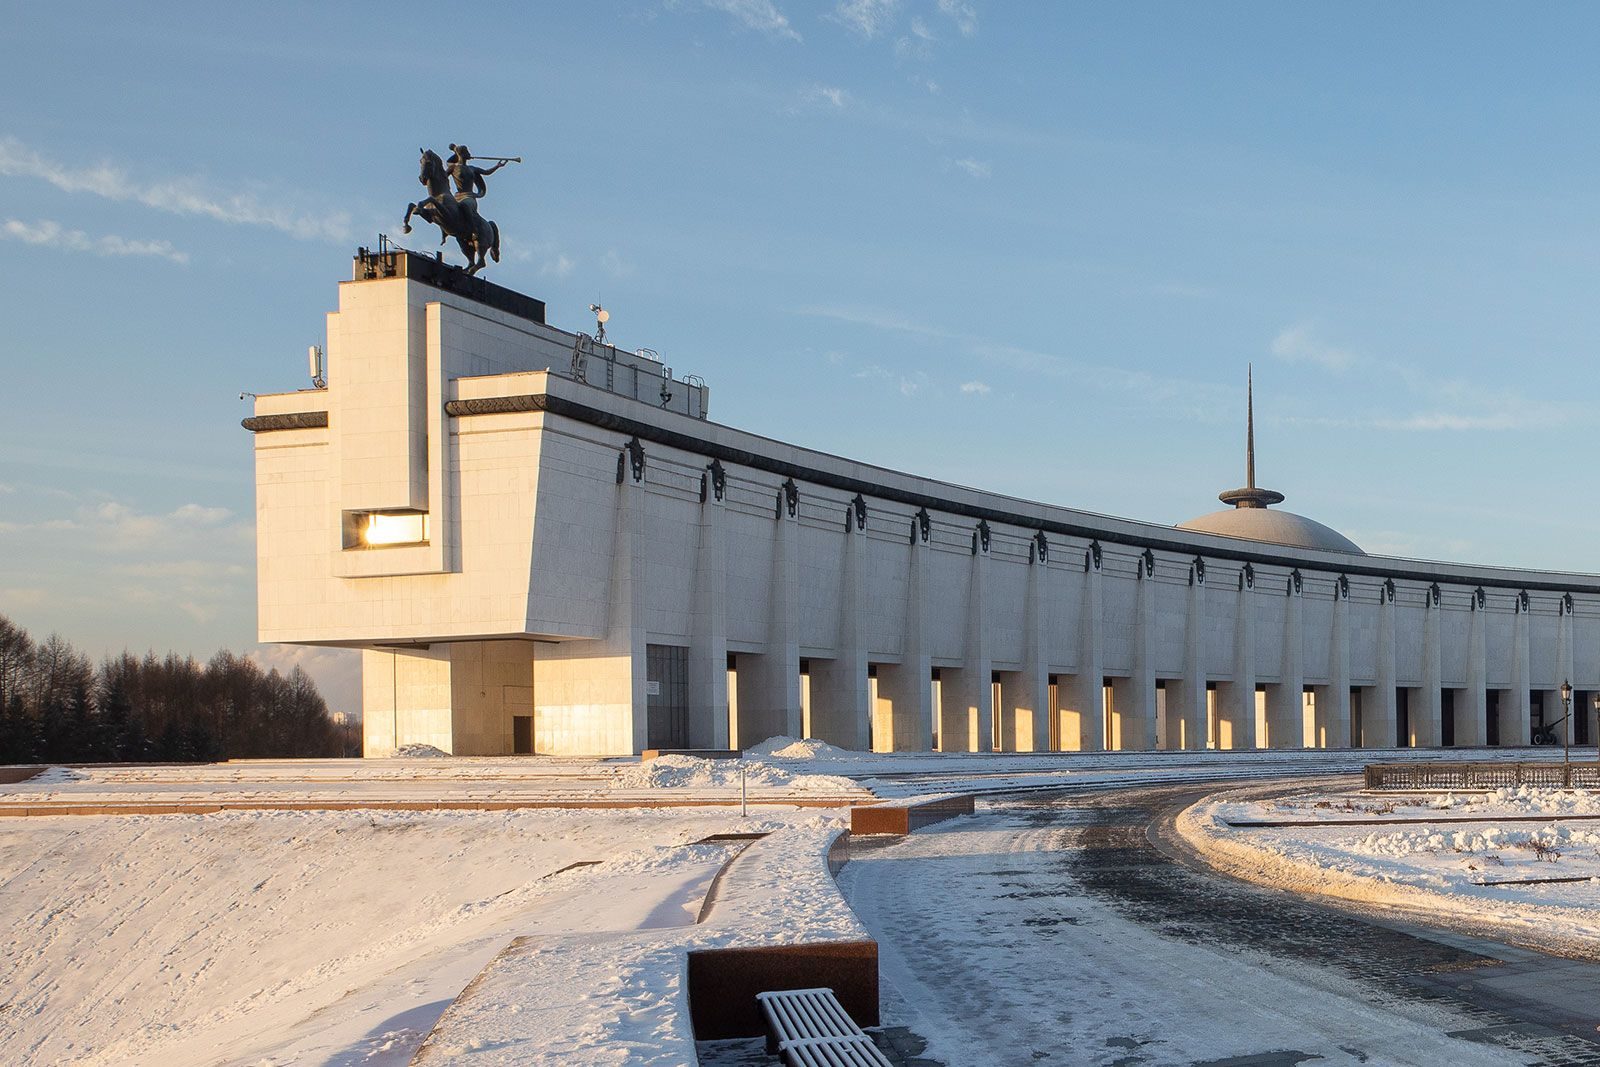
[850,793,975,835]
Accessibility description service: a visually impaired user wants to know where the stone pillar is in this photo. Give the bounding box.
[687,466,729,749]
[810,509,870,750]
[1461,588,1489,746]
[1267,570,1304,748]
[1556,595,1575,744]
[1122,550,1159,751]
[1506,591,1532,745]
[1220,565,1257,749]
[880,515,933,751]
[1367,580,1398,748]
[1415,584,1443,747]
[1065,542,1107,751]
[739,483,802,745]
[941,525,994,752]
[1015,534,1053,752]
[1167,559,1209,750]
[1315,576,1352,748]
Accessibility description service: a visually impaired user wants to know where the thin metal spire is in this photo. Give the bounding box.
[1246,363,1255,490]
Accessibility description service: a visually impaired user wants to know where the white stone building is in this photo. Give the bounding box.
[246,252,1600,757]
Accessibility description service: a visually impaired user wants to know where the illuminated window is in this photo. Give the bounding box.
[344,510,429,548]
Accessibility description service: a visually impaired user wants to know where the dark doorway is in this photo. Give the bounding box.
[513,715,533,754]
[647,644,689,749]
[1487,690,1501,746]
[1441,690,1455,748]
[1396,688,1409,747]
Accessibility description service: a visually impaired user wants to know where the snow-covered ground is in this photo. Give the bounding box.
[1183,784,1600,953]
[0,806,841,1067]
[5,746,1596,1066]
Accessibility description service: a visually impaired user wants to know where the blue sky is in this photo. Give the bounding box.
[6,2,1600,712]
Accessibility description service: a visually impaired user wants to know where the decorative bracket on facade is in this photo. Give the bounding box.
[848,493,867,532]
[1085,540,1102,572]
[1427,582,1441,607]
[776,478,799,519]
[1380,578,1396,604]
[1336,574,1350,601]
[1239,562,1254,591]
[1517,589,1530,613]
[616,435,645,483]
[1288,569,1303,596]
[911,507,931,545]
[972,519,991,555]
[1032,530,1049,564]
[1190,556,1206,586]
[1140,548,1156,579]
[1562,592,1574,616]
[1472,586,1485,610]
[702,459,726,502]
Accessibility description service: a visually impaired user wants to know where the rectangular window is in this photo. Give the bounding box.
[343,510,429,549]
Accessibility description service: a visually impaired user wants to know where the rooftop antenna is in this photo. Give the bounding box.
[588,303,609,345]
[308,345,327,389]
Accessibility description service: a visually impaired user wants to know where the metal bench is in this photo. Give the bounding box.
[757,987,893,1066]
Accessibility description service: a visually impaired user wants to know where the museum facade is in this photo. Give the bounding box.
[246,251,1600,756]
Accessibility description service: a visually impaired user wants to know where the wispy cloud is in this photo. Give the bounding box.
[833,0,899,37]
[600,249,635,278]
[805,84,850,109]
[960,380,991,395]
[953,156,991,179]
[1267,321,1558,433]
[2,218,188,263]
[249,644,363,716]
[1270,322,1357,371]
[937,0,978,36]
[0,135,352,243]
[894,16,936,60]
[700,0,802,41]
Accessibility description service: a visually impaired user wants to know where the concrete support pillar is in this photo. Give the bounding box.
[1415,587,1443,747]
[1013,539,1052,752]
[1220,566,1256,749]
[1064,545,1106,751]
[880,525,932,751]
[940,531,993,752]
[811,516,870,750]
[1314,578,1352,748]
[687,475,729,749]
[1121,553,1159,751]
[1167,561,1209,750]
[1367,582,1398,748]
[739,490,801,745]
[1556,596,1576,743]
[1266,572,1304,748]
[1461,589,1489,746]
[1506,592,1532,745]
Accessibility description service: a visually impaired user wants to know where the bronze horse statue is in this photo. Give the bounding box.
[403,148,501,275]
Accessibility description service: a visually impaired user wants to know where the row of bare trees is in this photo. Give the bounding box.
[0,613,358,765]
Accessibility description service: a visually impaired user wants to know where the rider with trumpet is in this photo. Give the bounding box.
[447,144,517,199]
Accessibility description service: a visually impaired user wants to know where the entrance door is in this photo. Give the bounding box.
[513,715,533,755]
[646,644,689,749]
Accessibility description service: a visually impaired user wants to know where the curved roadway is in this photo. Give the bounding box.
[838,781,1600,1067]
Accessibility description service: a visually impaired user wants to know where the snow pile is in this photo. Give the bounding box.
[391,743,452,758]
[26,766,90,784]
[744,735,860,761]
[612,754,857,793]
[1354,822,1600,859]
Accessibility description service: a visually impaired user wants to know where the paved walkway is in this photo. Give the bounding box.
[838,784,1600,1066]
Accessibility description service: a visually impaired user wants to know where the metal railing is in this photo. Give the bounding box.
[1365,761,1600,790]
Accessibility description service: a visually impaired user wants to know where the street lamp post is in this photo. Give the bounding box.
[1560,679,1573,786]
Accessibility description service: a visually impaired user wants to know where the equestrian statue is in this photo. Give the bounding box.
[403,144,520,276]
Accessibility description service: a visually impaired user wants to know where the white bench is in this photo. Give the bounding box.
[756,987,894,1066]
